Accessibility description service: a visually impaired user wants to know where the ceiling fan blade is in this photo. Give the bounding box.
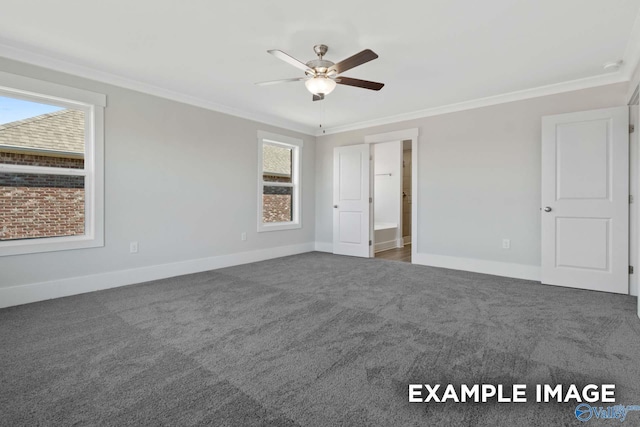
[329,49,378,74]
[268,49,313,73]
[255,78,304,86]
[313,94,324,101]
[336,77,384,91]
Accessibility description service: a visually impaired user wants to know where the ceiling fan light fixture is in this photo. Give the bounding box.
[305,76,336,95]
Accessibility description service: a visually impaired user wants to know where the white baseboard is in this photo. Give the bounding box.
[314,241,333,253]
[312,243,538,282]
[0,242,315,309]
[413,253,541,281]
[375,240,400,253]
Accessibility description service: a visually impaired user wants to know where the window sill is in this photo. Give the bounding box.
[257,222,302,233]
[0,234,104,257]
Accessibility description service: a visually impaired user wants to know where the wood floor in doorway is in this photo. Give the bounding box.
[375,244,411,262]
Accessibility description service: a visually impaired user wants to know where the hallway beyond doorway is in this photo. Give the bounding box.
[375,244,411,263]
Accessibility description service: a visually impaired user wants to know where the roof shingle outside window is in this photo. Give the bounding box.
[0,109,84,155]
[262,144,291,178]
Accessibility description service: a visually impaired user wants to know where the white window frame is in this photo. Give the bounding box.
[257,130,303,232]
[0,71,106,256]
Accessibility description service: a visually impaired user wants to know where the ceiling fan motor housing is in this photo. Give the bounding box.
[308,45,334,76]
[306,59,334,75]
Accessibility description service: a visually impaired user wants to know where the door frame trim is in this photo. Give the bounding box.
[365,128,419,262]
[628,84,640,303]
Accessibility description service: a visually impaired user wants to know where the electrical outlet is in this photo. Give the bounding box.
[502,239,510,249]
[130,241,139,253]
[241,232,247,241]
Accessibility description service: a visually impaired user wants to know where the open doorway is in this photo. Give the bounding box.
[332,128,418,261]
[374,140,412,262]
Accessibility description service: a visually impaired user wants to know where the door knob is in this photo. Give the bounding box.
[543,206,552,212]
[333,205,338,208]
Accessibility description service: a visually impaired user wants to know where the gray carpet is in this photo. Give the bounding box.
[1,252,639,426]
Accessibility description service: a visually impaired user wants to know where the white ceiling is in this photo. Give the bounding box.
[0,0,639,135]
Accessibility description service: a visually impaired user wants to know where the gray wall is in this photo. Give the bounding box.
[0,57,315,288]
[316,83,628,267]
[0,54,631,292]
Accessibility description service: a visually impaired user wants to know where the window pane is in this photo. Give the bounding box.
[263,144,292,183]
[262,185,293,223]
[0,172,85,241]
[0,96,85,168]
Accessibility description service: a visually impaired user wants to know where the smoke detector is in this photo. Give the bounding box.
[603,60,623,72]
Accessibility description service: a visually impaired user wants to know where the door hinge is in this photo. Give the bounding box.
[369,197,372,203]
[631,124,635,133]
[630,195,634,204]
[630,265,634,274]
[369,240,372,246]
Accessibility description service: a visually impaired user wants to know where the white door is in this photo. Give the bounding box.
[333,144,371,257]
[541,106,629,294]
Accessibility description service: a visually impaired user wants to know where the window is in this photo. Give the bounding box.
[257,131,302,232]
[0,71,105,256]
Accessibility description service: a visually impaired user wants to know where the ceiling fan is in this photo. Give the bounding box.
[256,44,384,101]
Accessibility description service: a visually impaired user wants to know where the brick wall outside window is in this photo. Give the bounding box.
[0,152,85,241]
[263,194,292,223]
[0,152,84,169]
[0,186,85,240]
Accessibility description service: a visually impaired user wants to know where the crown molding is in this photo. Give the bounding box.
[0,37,635,139]
[0,41,317,136]
[321,9,640,137]
[317,72,629,136]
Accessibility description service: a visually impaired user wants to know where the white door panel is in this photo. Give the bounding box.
[556,120,609,199]
[541,106,628,294]
[555,218,609,270]
[339,212,363,243]
[333,144,371,257]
